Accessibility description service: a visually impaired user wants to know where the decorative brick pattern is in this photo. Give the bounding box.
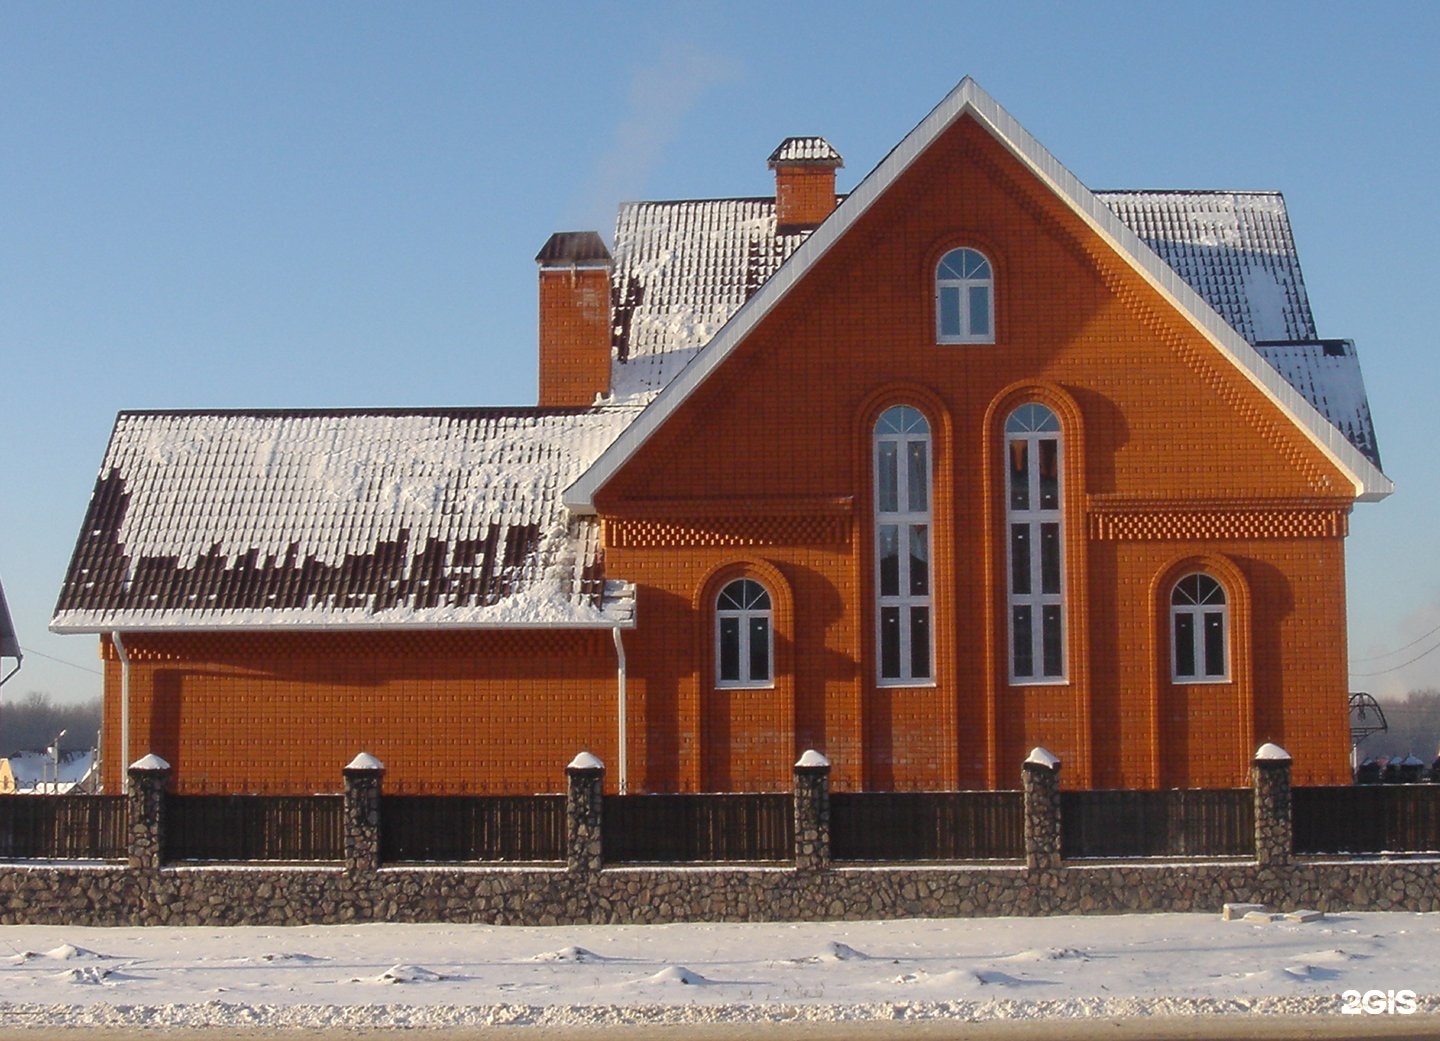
[1088,505,1349,541]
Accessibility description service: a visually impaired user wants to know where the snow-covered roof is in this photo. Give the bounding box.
[52,408,640,632]
[578,78,1389,507]
[4,749,95,791]
[609,198,810,401]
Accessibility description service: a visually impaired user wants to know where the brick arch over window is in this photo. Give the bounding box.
[1149,554,1254,788]
[693,559,795,792]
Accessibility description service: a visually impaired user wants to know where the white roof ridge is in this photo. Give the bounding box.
[566,77,1391,511]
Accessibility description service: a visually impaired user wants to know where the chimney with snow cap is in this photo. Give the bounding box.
[769,137,843,229]
[536,231,613,407]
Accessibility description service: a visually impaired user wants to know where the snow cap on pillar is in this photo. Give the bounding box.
[568,751,605,772]
[129,753,170,772]
[1025,747,1061,770]
[795,749,830,769]
[1254,742,1291,762]
[345,752,385,772]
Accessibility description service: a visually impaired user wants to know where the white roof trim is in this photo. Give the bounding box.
[565,77,1391,510]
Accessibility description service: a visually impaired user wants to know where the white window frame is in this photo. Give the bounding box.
[1170,574,1230,683]
[1004,403,1066,684]
[874,405,934,686]
[936,247,995,344]
[715,578,774,689]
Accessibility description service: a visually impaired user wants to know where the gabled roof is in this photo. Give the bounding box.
[52,407,640,632]
[571,77,1392,509]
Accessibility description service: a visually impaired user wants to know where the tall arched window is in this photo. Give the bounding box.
[1171,574,1228,682]
[716,578,773,688]
[874,405,933,684]
[936,247,994,344]
[1005,403,1064,682]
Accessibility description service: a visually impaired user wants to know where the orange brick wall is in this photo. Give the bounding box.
[99,629,618,794]
[538,265,611,406]
[774,166,839,227]
[594,114,1357,791]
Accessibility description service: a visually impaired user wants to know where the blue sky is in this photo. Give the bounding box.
[2,1,1437,708]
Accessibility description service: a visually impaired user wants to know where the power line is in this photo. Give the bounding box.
[16,646,104,677]
[1350,636,1440,678]
[1350,620,1440,664]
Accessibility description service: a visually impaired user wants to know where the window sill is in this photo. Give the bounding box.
[875,680,938,690]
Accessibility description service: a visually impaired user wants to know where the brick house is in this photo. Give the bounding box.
[53,79,1388,795]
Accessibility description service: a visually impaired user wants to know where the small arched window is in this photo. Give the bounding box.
[936,248,994,344]
[874,405,933,684]
[1005,403,1064,682]
[716,578,773,688]
[1171,574,1228,682]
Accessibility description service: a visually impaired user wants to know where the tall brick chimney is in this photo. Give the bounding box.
[535,231,613,407]
[768,137,843,229]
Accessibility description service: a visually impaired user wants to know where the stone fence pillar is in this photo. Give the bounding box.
[793,750,831,872]
[1253,743,1293,868]
[566,752,605,875]
[126,754,171,872]
[1022,747,1062,872]
[342,753,385,875]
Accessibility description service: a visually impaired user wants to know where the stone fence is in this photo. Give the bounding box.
[1,745,1437,926]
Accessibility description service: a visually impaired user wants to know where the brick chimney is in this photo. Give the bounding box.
[768,137,843,229]
[535,231,613,407]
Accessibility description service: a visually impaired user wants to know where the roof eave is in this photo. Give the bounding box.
[51,617,638,635]
[566,76,1391,510]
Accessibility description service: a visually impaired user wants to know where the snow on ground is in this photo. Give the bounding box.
[0,911,1437,1031]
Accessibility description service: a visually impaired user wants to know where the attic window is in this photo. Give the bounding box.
[936,248,994,344]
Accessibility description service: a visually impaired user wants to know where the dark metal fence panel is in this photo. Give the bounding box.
[1061,789,1253,858]
[831,792,1024,861]
[379,795,565,862]
[1294,785,1440,854]
[603,794,793,863]
[0,796,127,860]
[166,795,344,862]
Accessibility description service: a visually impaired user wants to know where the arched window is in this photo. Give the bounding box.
[716,578,773,688]
[936,248,994,344]
[1171,574,1228,682]
[1005,403,1064,682]
[874,405,933,684]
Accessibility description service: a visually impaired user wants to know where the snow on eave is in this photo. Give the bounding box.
[565,77,1392,512]
[52,614,638,635]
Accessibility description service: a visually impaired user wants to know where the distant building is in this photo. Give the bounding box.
[51,79,1388,795]
[0,749,97,794]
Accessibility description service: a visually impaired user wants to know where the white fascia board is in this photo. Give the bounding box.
[564,78,1391,511]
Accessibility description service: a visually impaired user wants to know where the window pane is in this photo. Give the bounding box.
[968,284,991,337]
[1203,611,1225,678]
[1012,605,1033,678]
[749,617,771,682]
[1040,523,1061,595]
[880,607,901,680]
[910,606,931,679]
[908,525,929,595]
[1174,613,1195,677]
[906,440,929,512]
[719,617,741,682]
[877,441,898,513]
[938,286,961,337]
[878,525,900,597]
[1038,438,1059,510]
[1042,605,1063,678]
[1009,524,1031,595]
[1009,441,1029,510]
